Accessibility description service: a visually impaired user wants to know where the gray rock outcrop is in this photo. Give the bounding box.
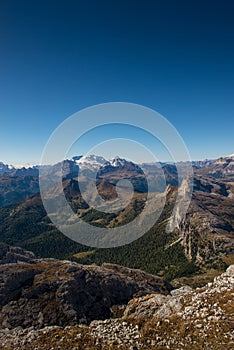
[0,254,172,329]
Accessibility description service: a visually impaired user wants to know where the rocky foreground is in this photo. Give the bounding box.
[0,243,233,349]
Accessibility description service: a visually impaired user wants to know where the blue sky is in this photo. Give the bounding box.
[0,0,234,165]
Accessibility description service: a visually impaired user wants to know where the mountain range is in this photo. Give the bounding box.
[1,153,234,178]
[0,153,233,285]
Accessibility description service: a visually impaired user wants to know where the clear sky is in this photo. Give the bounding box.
[0,0,233,165]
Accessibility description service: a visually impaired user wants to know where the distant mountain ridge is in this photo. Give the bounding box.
[0,162,15,175]
[194,154,234,179]
[0,162,39,177]
[1,153,234,176]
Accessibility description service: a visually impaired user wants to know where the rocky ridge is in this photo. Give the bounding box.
[0,244,233,349]
[0,265,233,349]
[0,243,172,330]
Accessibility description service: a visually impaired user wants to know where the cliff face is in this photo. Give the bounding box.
[167,175,234,264]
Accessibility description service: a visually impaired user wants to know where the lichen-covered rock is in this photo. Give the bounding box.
[123,285,192,319]
[124,264,234,320]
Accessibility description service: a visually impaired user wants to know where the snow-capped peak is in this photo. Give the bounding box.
[226,153,234,159]
[0,162,15,175]
[74,154,108,170]
[215,153,234,164]
[109,156,128,167]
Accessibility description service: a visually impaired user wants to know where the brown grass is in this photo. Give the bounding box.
[73,250,96,259]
